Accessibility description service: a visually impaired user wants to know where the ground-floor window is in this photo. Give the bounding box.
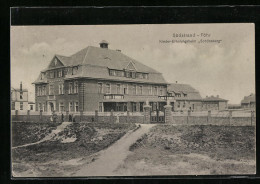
[132,102,137,112]
[11,102,15,110]
[75,102,79,112]
[140,102,144,112]
[20,102,23,110]
[60,102,64,112]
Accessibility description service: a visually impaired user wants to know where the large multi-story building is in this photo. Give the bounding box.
[33,41,168,113]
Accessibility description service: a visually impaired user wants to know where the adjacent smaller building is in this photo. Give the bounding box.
[241,93,255,109]
[167,83,202,111]
[202,95,228,111]
[11,82,35,111]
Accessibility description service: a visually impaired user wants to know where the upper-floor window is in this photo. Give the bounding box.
[98,83,103,93]
[40,73,44,80]
[69,82,73,94]
[59,102,64,112]
[116,84,121,94]
[160,87,163,95]
[11,102,15,110]
[49,71,54,78]
[74,82,78,93]
[116,70,124,77]
[59,84,64,94]
[58,70,62,77]
[133,85,137,95]
[143,73,148,79]
[139,86,143,95]
[30,105,33,110]
[49,84,54,95]
[183,94,187,97]
[105,84,111,94]
[148,86,152,95]
[123,84,128,95]
[154,86,158,95]
[72,66,78,75]
[175,93,181,97]
[109,70,116,76]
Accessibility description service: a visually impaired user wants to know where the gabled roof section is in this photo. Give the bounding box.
[125,61,137,71]
[47,56,65,69]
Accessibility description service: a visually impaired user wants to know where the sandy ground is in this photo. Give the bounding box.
[74,124,156,176]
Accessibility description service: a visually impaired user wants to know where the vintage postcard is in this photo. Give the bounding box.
[11,24,255,177]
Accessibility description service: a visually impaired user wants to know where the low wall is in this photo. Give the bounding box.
[170,116,255,126]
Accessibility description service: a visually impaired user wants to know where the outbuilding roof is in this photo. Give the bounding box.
[202,96,228,102]
[241,93,255,104]
[167,83,202,100]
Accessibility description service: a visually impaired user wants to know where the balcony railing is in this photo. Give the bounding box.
[47,95,56,100]
[158,95,175,100]
[104,94,124,100]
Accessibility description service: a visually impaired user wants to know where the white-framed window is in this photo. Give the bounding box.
[49,71,54,78]
[133,85,137,95]
[69,82,73,94]
[20,92,23,99]
[59,83,64,95]
[116,84,121,94]
[20,102,23,110]
[42,103,45,112]
[69,102,73,112]
[143,73,148,79]
[123,84,128,95]
[75,102,79,112]
[58,70,62,77]
[98,83,103,93]
[109,70,116,76]
[160,86,163,95]
[59,102,64,112]
[139,86,143,95]
[72,66,78,75]
[148,85,152,95]
[105,83,111,94]
[154,86,158,95]
[42,86,46,95]
[74,81,78,93]
[38,103,41,111]
[49,84,54,95]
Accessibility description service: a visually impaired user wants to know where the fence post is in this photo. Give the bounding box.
[40,110,42,121]
[143,104,152,124]
[127,111,130,123]
[251,111,254,126]
[207,110,211,124]
[110,110,114,123]
[95,110,98,122]
[27,110,30,122]
[164,103,173,124]
[80,111,83,122]
[229,110,232,126]
[187,110,191,124]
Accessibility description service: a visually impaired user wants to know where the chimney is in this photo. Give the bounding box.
[176,81,178,84]
[20,82,22,91]
[206,96,208,98]
[116,49,121,52]
[99,40,109,49]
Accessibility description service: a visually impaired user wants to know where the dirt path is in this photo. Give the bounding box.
[75,123,156,176]
[12,122,72,149]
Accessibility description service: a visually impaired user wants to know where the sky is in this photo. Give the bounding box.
[11,24,255,104]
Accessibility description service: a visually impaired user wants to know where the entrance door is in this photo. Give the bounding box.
[49,102,54,112]
[150,108,165,123]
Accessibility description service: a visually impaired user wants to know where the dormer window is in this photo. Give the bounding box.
[72,66,78,75]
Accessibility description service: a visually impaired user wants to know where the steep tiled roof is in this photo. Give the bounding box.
[36,45,167,84]
[203,96,228,102]
[241,93,255,104]
[168,83,202,100]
